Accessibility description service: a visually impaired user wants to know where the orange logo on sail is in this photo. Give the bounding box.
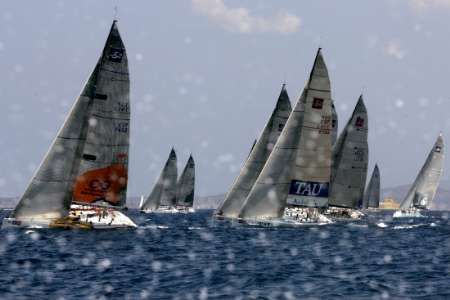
[73,164,127,205]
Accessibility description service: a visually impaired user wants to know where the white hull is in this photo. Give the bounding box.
[323,207,364,220]
[238,215,332,227]
[140,206,195,214]
[2,217,50,229]
[70,204,137,229]
[393,209,425,219]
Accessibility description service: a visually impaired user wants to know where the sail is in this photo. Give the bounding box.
[11,72,97,222]
[71,21,130,208]
[331,102,338,145]
[176,155,195,208]
[141,149,178,211]
[239,49,332,219]
[329,96,369,209]
[400,134,444,209]
[215,84,292,218]
[363,164,380,208]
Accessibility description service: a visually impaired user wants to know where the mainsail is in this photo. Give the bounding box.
[176,155,195,208]
[363,164,380,208]
[11,21,128,223]
[72,21,130,208]
[331,102,338,145]
[141,148,178,211]
[400,134,444,209]
[215,84,292,218]
[239,49,332,219]
[328,96,369,209]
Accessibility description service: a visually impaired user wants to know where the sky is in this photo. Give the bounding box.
[1,0,450,197]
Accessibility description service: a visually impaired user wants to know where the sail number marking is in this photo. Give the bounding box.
[108,48,124,63]
[114,122,129,133]
[319,116,331,134]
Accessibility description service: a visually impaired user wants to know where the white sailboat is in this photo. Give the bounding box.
[393,134,444,218]
[214,84,292,219]
[175,155,196,213]
[238,49,334,226]
[140,148,178,213]
[324,96,369,220]
[2,20,136,229]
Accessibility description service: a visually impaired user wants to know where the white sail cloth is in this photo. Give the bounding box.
[400,134,444,209]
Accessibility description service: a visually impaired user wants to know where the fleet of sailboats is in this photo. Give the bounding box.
[1,18,447,230]
[140,149,196,214]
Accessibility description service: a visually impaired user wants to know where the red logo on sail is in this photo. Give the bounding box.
[355,117,365,128]
[73,164,127,205]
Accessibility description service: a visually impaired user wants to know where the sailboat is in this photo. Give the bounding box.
[175,155,196,213]
[214,84,292,219]
[362,164,380,209]
[2,20,136,229]
[140,148,178,213]
[237,49,333,226]
[393,134,444,218]
[324,96,368,220]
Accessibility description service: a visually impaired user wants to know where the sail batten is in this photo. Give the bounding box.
[215,84,292,218]
[400,134,444,209]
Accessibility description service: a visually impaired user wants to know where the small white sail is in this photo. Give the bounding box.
[239,49,333,219]
[176,155,195,208]
[215,84,291,218]
[328,96,369,209]
[141,148,178,211]
[400,134,444,209]
[363,164,380,208]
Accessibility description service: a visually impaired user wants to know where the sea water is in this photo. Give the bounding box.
[0,209,449,299]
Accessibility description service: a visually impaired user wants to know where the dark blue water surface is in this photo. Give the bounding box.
[0,209,449,299]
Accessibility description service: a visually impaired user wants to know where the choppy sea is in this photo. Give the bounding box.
[0,209,449,299]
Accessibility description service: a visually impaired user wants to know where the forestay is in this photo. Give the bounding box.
[329,96,369,209]
[215,84,291,218]
[400,134,444,209]
[176,155,195,208]
[239,49,333,219]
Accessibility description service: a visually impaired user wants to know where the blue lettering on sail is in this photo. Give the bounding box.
[288,180,329,198]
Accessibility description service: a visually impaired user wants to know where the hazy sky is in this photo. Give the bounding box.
[1,0,450,197]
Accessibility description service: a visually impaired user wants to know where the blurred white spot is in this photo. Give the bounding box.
[184,36,193,44]
[384,41,406,60]
[395,99,404,108]
[0,42,4,51]
[14,64,24,73]
[135,53,144,61]
[199,287,208,300]
[96,258,112,271]
[383,254,392,263]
